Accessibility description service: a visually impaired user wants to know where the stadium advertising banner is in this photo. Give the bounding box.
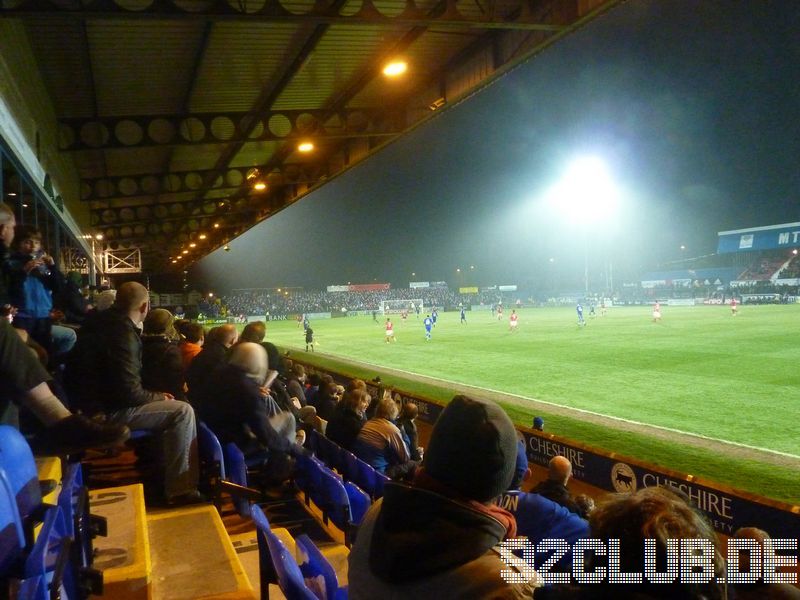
[499,285,518,292]
[349,283,390,291]
[409,281,430,288]
[718,222,800,253]
[519,431,800,538]
[326,285,350,292]
[459,287,479,294]
[298,360,800,539]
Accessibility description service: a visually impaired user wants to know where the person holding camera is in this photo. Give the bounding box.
[3,226,61,353]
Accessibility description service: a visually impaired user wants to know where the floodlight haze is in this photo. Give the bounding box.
[192,0,800,292]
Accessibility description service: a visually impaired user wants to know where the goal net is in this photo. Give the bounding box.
[380,299,423,315]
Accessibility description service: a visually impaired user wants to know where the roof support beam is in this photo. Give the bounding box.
[59,108,406,151]
[0,0,565,31]
[80,164,317,201]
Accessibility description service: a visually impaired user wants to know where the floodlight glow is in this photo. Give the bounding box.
[547,157,619,225]
[298,142,314,153]
[383,61,407,77]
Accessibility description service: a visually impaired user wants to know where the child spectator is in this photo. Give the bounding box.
[3,227,61,352]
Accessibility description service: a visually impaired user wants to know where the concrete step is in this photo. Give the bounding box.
[148,505,255,600]
[89,483,152,600]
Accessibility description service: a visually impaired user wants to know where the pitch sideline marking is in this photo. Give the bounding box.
[325,354,800,462]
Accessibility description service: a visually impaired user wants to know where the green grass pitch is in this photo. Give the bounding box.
[263,304,800,502]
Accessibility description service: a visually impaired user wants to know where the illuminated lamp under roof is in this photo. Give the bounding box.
[383,61,407,77]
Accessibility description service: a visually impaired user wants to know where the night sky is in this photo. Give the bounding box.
[191,0,800,293]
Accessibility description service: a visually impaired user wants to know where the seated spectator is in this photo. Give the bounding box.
[197,342,305,483]
[0,319,130,453]
[397,402,423,461]
[239,320,266,343]
[352,396,416,479]
[177,321,204,369]
[50,323,77,363]
[532,455,582,515]
[495,436,589,571]
[54,271,90,324]
[141,308,186,401]
[348,395,538,598]
[537,486,727,599]
[315,379,340,422]
[731,527,800,599]
[262,341,286,376]
[305,372,327,409]
[326,388,370,451]
[186,323,237,405]
[285,363,307,406]
[93,288,117,312]
[3,226,60,353]
[64,282,202,506]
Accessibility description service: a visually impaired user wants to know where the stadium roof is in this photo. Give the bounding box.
[1,0,620,271]
[717,222,800,236]
[717,222,800,254]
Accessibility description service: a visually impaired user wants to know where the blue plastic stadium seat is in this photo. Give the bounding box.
[343,482,370,527]
[295,534,348,600]
[0,469,25,576]
[250,504,317,600]
[223,442,251,518]
[0,425,43,525]
[0,469,72,598]
[318,436,342,473]
[198,421,227,482]
[318,469,368,547]
[353,457,378,499]
[374,472,390,499]
[295,454,325,507]
[306,429,322,457]
[198,421,262,518]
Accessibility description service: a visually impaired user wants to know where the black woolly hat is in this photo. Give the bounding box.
[424,395,518,502]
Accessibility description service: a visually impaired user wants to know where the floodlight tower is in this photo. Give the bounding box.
[547,157,619,296]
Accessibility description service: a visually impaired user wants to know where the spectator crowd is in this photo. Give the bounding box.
[4,199,799,598]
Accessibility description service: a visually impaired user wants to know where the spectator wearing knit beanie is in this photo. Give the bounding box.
[348,395,538,599]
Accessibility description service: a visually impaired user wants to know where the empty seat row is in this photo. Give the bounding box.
[251,504,347,600]
[293,454,369,547]
[0,425,103,600]
[307,430,389,500]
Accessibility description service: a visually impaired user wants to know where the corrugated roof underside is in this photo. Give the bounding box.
[351,29,481,107]
[189,23,301,112]
[230,140,283,168]
[271,25,389,110]
[24,19,95,119]
[88,20,205,116]
[169,144,227,171]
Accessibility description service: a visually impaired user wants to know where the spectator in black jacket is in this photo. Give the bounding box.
[315,379,340,422]
[326,388,370,451]
[65,281,202,506]
[185,323,237,405]
[285,362,307,406]
[531,455,581,515]
[141,308,186,401]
